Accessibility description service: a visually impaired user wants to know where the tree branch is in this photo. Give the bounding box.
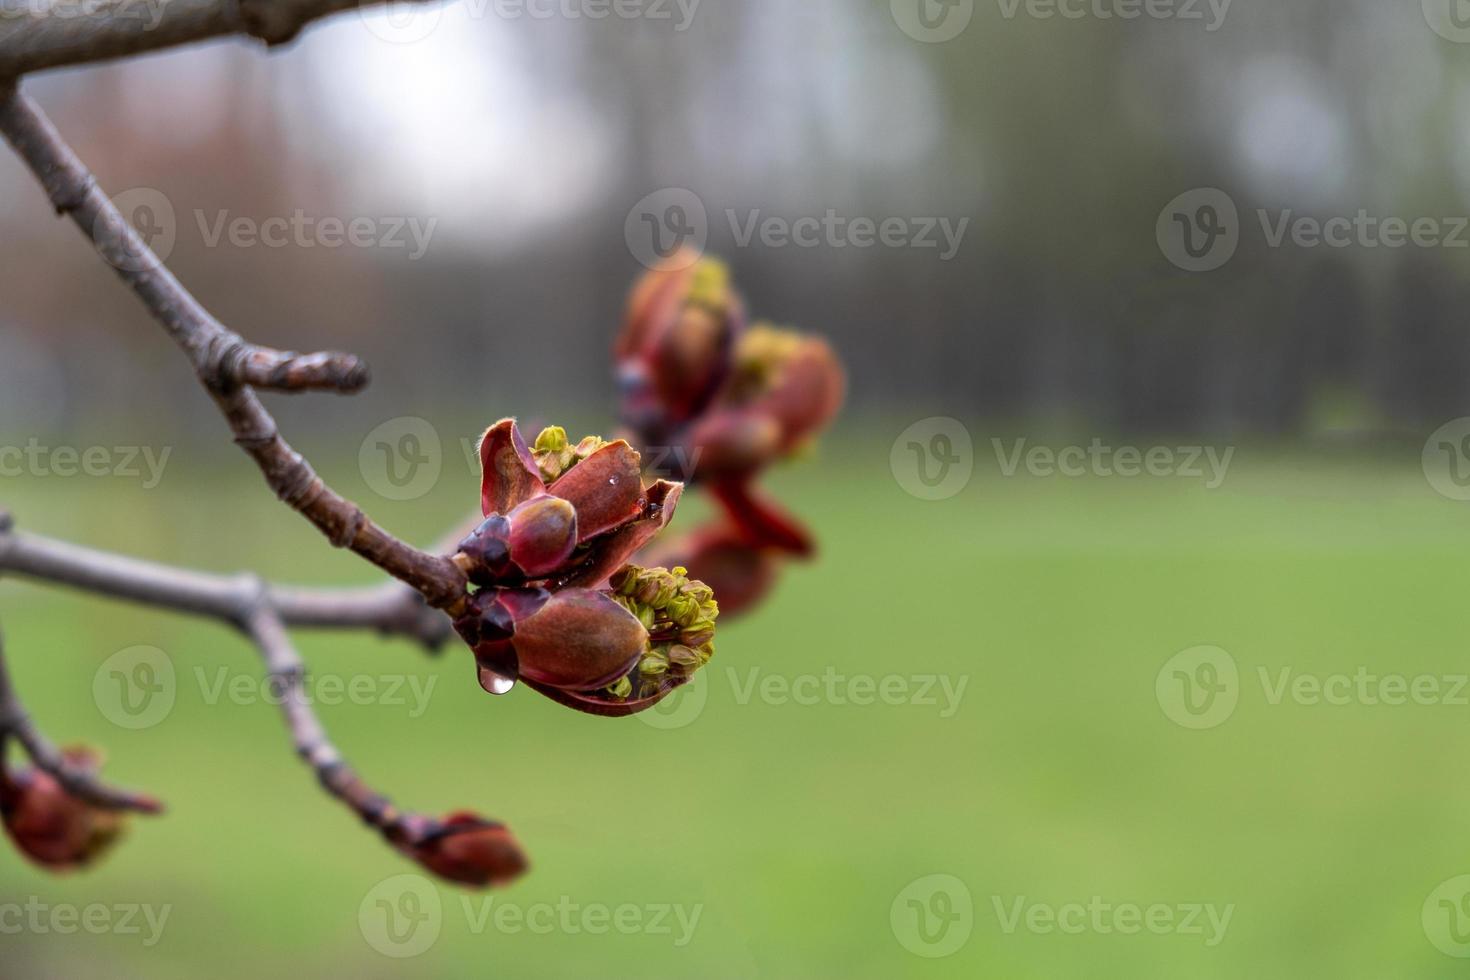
[0,0,443,79]
[0,510,464,841]
[0,626,162,813]
[0,512,453,651]
[0,82,469,612]
[0,16,545,881]
[243,603,436,845]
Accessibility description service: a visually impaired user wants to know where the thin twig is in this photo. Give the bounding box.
[0,509,465,840]
[0,517,453,651]
[0,83,468,612]
[0,0,444,79]
[243,604,434,845]
[0,626,162,813]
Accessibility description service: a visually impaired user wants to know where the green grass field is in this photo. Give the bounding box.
[4,426,1470,977]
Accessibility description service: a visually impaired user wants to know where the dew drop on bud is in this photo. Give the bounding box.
[478,665,517,695]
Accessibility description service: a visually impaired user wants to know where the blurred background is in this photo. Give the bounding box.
[5,0,1470,976]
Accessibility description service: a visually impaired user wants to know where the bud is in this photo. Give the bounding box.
[457,515,512,586]
[459,420,708,715]
[574,435,608,459]
[531,425,575,482]
[600,563,717,699]
[688,325,845,482]
[534,426,569,453]
[610,258,844,624]
[1,747,126,872]
[667,645,702,668]
[746,327,845,453]
[633,567,678,609]
[530,427,613,483]
[510,589,649,691]
[463,419,687,591]
[401,812,528,888]
[609,565,640,596]
[506,496,578,577]
[617,252,745,434]
[484,564,719,717]
[687,410,782,478]
[455,586,648,691]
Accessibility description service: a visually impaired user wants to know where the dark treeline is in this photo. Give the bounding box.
[3,0,1468,439]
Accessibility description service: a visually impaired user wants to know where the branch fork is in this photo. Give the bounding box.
[0,64,505,875]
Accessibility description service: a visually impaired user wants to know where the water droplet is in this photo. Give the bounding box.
[478,665,516,695]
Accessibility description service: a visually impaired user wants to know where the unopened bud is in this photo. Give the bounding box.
[532,426,576,482]
[510,589,649,691]
[680,621,716,648]
[574,435,608,460]
[667,594,701,628]
[504,495,578,579]
[403,812,528,888]
[1,748,131,872]
[609,566,640,596]
[534,426,569,454]
[638,651,670,676]
[667,645,702,668]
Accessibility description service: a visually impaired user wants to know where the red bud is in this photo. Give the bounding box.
[617,253,744,432]
[756,334,845,452]
[454,587,648,694]
[504,496,578,578]
[457,514,513,585]
[1,748,125,872]
[460,418,700,711]
[404,812,528,888]
[510,589,648,691]
[688,409,782,478]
